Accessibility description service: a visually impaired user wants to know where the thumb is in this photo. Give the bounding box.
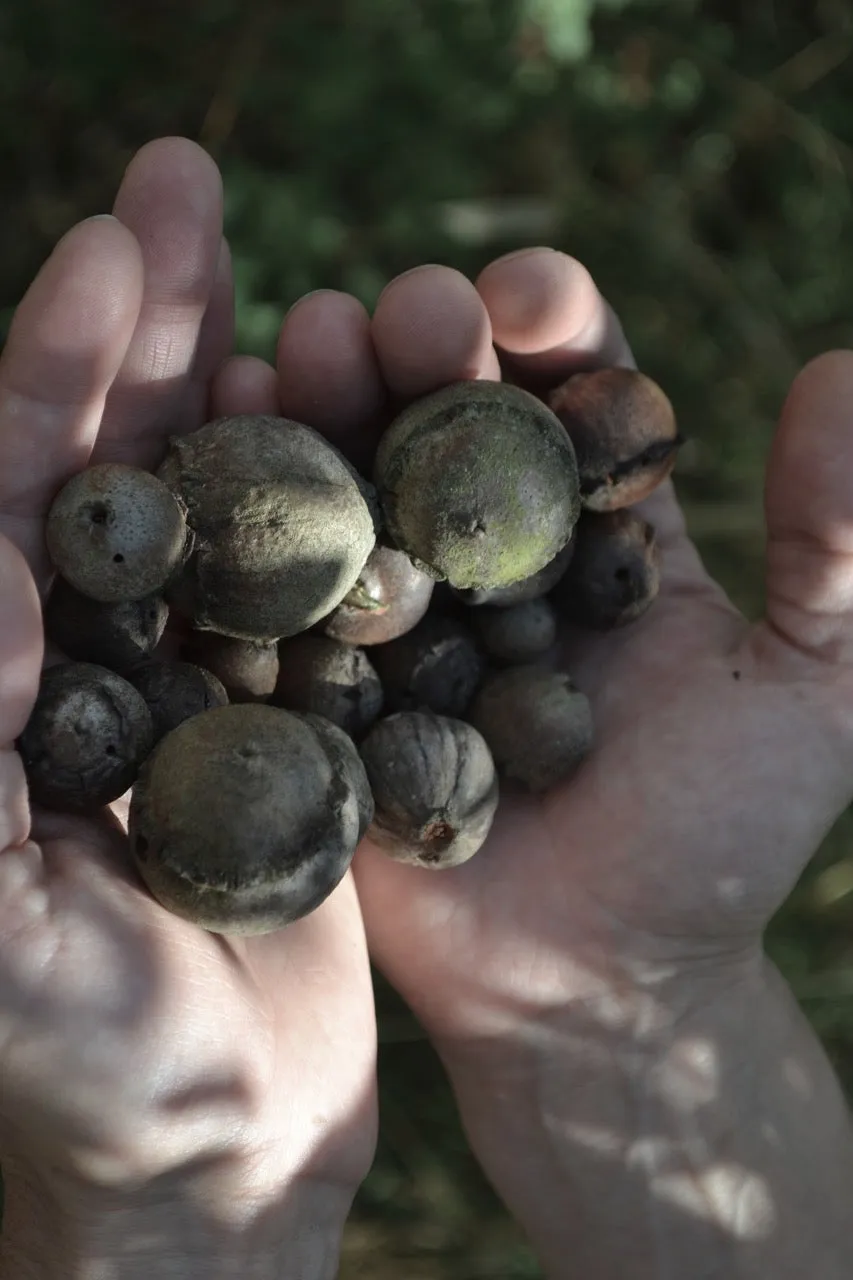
[761,350,853,668]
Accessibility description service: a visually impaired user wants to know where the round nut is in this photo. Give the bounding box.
[46,464,188,602]
[128,704,368,934]
[374,380,580,590]
[17,662,154,812]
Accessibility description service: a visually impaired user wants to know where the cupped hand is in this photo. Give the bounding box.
[265,252,853,1051]
[0,139,376,1230]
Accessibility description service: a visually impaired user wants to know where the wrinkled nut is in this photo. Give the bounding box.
[182,632,279,704]
[273,635,384,739]
[46,464,189,603]
[469,666,593,792]
[128,704,368,934]
[157,415,376,641]
[551,509,660,630]
[472,597,558,666]
[371,613,484,718]
[17,662,154,812]
[374,380,580,590]
[360,711,498,868]
[453,535,575,608]
[45,580,168,673]
[548,368,680,511]
[128,660,229,743]
[321,543,434,646]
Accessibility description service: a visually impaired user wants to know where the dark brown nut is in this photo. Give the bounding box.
[128,660,229,743]
[182,632,279,704]
[452,535,575,608]
[157,415,376,641]
[299,713,374,842]
[371,613,484,718]
[548,368,680,511]
[128,704,365,934]
[374,380,580,590]
[359,711,498,868]
[273,635,383,739]
[44,580,168,673]
[550,510,660,630]
[46,464,189,603]
[321,543,434,646]
[473,598,558,666]
[17,662,154,812]
[469,666,593,792]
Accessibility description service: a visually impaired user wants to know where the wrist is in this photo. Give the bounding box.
[0,1152,352,1280]
[435,954,853,1279]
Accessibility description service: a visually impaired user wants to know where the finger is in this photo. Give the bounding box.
[93,137,224,470]
[477,247,710,596]
[759,350,853,669]
[0,536,43,852]
[186,237,235,425]
[277,291,385,459]
[371,266,501,401]
[0,217,144,581]
[475,247,634,385]
[210,356,280,418]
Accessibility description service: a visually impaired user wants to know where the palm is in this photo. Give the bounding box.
[0,139,375,1191]
[339,251,853,1046]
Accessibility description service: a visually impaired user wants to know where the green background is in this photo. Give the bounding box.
[2,0,853,1272]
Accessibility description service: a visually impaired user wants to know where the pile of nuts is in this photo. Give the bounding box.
[19,368,679,935]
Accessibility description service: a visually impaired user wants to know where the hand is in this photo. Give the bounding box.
[0,139,375,1278]
[263,252,853,1276]
[348,247,853,1033]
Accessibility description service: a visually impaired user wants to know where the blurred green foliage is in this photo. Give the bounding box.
[2,0,853,1273]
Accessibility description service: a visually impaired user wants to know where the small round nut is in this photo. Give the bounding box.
[46,463,188,602]
[273,635,383,740]
[371,613,484,719]
[45,580,168,673]
[128,660,229,743]
[128,704,368,934]
[321,543,434,646]
[472,598,558,666]
[17,662,154,812]
[360,711,498,868]
[549,368,680,511]
[469,666,593,792]
[551,509,660,630]
[182,632,280,704]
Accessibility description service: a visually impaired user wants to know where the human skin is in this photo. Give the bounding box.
[277,254,853,1276]
[4,136,853,1278]
[0,139,377,1279]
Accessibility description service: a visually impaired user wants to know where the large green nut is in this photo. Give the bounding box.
[374,381,580,591]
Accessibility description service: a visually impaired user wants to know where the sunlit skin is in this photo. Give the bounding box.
[1,136,853,1276]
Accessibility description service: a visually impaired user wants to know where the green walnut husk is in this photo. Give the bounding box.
[374,380,580,591]
[157,415,377,642]
[128,704,371,935]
